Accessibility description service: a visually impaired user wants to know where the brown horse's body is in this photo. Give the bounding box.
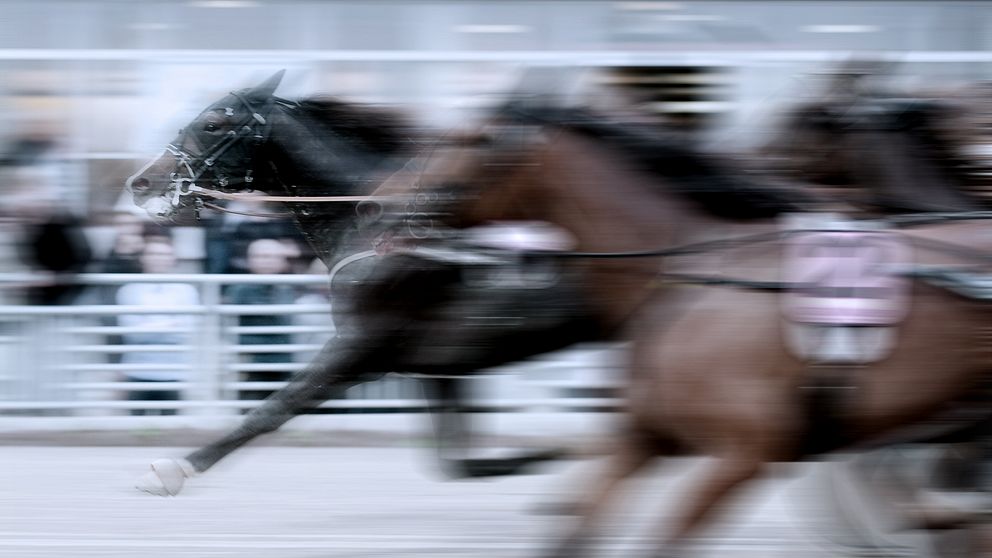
[618,224,990,548]
[559,222,990,554]
[757,70,992,548]
[380,106,992,556]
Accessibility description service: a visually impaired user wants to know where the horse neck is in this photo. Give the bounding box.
[536,133,733,254]
[263,105,386,196]
[530,137,770,330]
[761,98,980,214]
[257,106,405,266]
[845,127,979,213]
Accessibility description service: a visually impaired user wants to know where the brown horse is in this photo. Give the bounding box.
[372,103,992,557]
[759,65,992,551]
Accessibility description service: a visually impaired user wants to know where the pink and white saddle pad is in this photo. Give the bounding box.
[783,228,911,326]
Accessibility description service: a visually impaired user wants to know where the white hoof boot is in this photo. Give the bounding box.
[135,458,196,497]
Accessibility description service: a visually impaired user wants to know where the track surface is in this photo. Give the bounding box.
[0,446,938,557]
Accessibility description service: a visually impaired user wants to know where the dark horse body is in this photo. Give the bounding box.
[128,72,607,493]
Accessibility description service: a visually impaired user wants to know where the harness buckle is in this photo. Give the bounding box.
[170,178,196,207]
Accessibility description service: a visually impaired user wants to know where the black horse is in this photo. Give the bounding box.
[127,71,604,494]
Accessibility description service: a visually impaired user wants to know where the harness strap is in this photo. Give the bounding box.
[187,186,400,204]
[200,201,291,220]
[166,90,281,203]
[653,273,790,292]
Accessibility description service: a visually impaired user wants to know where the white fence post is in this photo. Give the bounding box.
[194,279,227,417]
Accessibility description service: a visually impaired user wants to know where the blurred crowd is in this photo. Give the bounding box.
[1,62,990,415]
[0,130,334,412]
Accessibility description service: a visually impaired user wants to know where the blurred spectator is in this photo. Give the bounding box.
[0,135,92,305]
[115,237,200,415]
[87,215,159,309]
[21,207,93,305]
[89,219,178,367]
[226,238,300,403]
[97,212,148,275]
[203,194,309,275]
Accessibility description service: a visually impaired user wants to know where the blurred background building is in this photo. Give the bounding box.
[0,0,988,233]
[0,0,991,421]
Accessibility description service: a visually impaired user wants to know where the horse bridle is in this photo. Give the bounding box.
[161,89,281,211]
[142,91,413,220]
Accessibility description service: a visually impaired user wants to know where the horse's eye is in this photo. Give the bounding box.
[204,122,219,132]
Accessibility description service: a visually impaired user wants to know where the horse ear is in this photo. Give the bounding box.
[247,69,286,101]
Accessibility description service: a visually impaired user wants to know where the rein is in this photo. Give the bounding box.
[195,192,405,220]
[456,213,992,295]
[186,185,393,204]
[530,229,788,260]
[515,212,992,262]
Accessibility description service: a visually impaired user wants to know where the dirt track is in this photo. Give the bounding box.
[0,445,942,558]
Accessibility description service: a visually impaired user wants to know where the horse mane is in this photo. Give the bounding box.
[765,95,984,213]
[292,96,419,156]
[509,105,813,220]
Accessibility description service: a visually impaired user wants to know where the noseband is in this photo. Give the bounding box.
[161,90,281,211]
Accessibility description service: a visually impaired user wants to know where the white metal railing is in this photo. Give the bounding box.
[0,272,623,423]
[5,49,992,64]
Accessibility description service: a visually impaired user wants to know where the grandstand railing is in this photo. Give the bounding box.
[0,273,623,426]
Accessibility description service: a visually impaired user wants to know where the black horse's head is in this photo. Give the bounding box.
[126,70,285,222]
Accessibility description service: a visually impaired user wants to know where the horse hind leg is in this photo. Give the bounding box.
[646,449,772,558]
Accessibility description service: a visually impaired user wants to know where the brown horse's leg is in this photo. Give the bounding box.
[649,452,769,557]
[541,425,661,558]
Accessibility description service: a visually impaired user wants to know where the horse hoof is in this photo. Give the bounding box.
[135,458,194,497]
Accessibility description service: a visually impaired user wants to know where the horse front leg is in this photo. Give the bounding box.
[412,277,599,480]
[423,375,568,479]
[540,424,660,558]
[647,450,770,558]
[136,334,390,496]
[422,376,475,478]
